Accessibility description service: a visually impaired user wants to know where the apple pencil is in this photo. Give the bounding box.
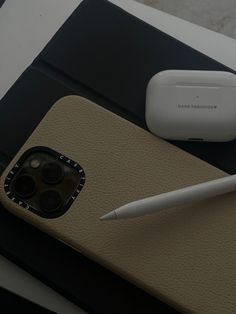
[100,174,236,220]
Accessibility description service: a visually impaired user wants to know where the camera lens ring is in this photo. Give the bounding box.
[12,174,37,199]
[41,162,64,185]
[39,189,63,213]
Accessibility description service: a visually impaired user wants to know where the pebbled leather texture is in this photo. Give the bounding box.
[1,96,236,313]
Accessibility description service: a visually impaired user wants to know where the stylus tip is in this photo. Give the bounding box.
[100,211,117,221]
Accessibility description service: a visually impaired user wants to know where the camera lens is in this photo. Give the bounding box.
[41,162,64,184]
[12,174,37,199]
[39,190,63,213]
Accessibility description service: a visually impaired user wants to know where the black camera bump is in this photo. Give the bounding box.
[4,147,86,218]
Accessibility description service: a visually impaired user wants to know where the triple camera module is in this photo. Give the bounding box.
[4,147,85,218]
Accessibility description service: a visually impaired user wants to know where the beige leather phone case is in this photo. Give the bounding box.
[1,96,236,313]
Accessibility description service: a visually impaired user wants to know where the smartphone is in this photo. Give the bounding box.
[0,96,229,313]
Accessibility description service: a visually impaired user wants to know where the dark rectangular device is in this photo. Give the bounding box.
[0,0,235,313]
[0,287,56,314]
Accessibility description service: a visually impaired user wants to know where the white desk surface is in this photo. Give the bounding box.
[0,255,86,314]
[0,0,236,312]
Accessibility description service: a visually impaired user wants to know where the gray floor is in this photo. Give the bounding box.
[136,0,236,39]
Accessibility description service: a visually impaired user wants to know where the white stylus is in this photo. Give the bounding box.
[100,175,236,220]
